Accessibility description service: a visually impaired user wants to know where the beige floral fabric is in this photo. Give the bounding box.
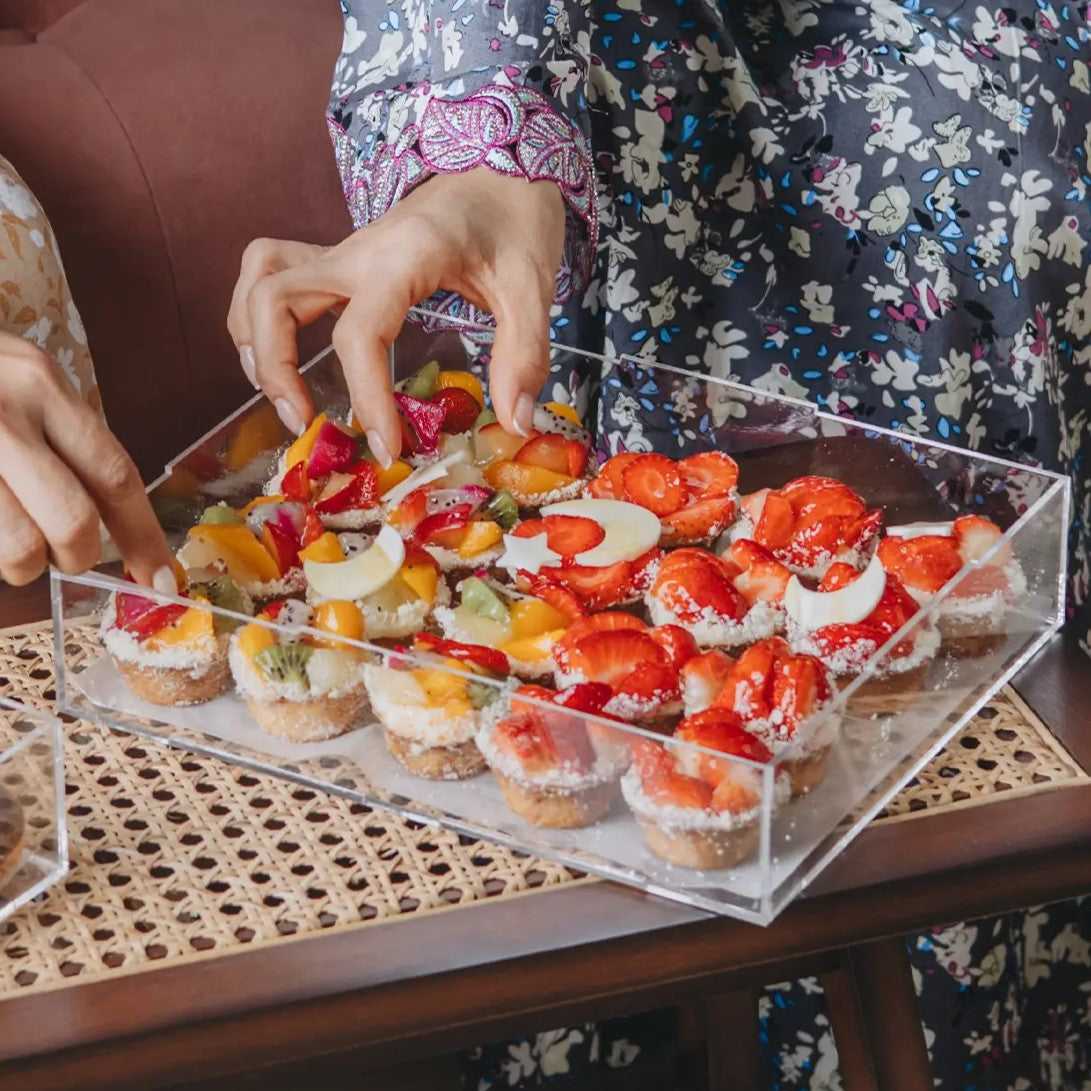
[0,154,99,414]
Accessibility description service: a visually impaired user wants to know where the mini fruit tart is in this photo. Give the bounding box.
[266,412,416,530]
[476,402,593,508]
[877,515,1026,657]
[229,599,368,742]
[301,526,450,640]
[646,542,789,649]
[682,638,837,796]
[498,498,663,611]
[477,682,630,828]
[731,476,883,580]
[364,633,508,780]
[587,451,739,546]
[391,361,491,466]
[783,557,939,709]
[553,613,699,727]
[178,500,324,601]
[621,710,784,870]
[102,567,250,707]
[386,475,517,573]
[433,574,583,680]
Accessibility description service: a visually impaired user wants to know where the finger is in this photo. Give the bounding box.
[486,260,554,436]
[42,396,176,591]
[246,263,342,435]
[331,296,408,469]
[0,421,103,577]
[0,477,47,586]
[228,239,328,388]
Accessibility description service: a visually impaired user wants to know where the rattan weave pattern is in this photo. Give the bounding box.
[0,622,1085,997]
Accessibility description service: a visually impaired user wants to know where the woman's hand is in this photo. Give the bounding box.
[0,330,174,589]
[227,168,565,466]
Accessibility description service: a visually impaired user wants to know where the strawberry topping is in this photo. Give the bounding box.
[414,632,508,676]
[432,386,481,434]
[512,514,605,559]
[650,549,749,624]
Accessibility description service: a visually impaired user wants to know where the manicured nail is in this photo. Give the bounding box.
[367,429,393,470]
[240,345,259,388]
[152,566,178,597]
[275,398,305,436]
[513,393,535,438]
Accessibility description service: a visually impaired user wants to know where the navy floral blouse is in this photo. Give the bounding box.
[327,0,1091,1085]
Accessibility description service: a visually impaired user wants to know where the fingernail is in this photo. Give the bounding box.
[275,398,305,436]
[240,345,259,388]
[367,429,394,470]
[152,566,178,597]
[513,393,535,438]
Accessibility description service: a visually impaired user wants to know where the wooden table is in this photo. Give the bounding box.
[2,577,1089,1091]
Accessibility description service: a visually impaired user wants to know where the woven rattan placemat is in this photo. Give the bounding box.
[0,622,1086,997]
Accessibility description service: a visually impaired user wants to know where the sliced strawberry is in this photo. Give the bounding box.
[494,714,556,776]
[740,487,770,526]
[523,576,588,624]
[545,560,636,611]
[413,504,474,545]
[315,461,381,515]
[818,562,863,592]
[388,489,429,536]
[681,649,736,712]
[631,738,674,780]
[949,565,1011,599]
[554,681,615,716]
[116,599,189,641]
[814,623,877,656]
[514,434,588,478]
[587,452,641,501]
[513,515,605,560]
[877,536,961,593]
[731,539,791,605]
[615,660,681,706]
[754,492,794,550]
[729,539,778,568]
[300,505,326,547]
[559,629,666,687]
[307,421,359,478]
[713,639,782,721]
[432,387,481,435]
[262,519,300,574]
[557,611,646,655]
[952,514,1012,565]
[843,509,884,552]
[772,656,830,733]
[629,547,664,597]
[651,549,748,623]
[794,487,864,528]
[647,625,700,671]
[790,517,848,562]
[711,776,761,814]
[259,600,291,621]
[642,773,713,810]
[660,496,738,543]
[394,392,447,454]
[621,454,687,516]
[677,708,773,769]
[677,451,739,500]
[281,460,313,503]
[780,476,855,503]
[414,632,508,676]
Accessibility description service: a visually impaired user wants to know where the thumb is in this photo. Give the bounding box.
[487,269,553,437]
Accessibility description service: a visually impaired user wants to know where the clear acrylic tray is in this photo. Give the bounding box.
[0,697,67,923]
[52,310,1068,924]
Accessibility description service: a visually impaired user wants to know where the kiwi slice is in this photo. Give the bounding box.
[460,576,510,623]
[484,490,518,531]
[473,407,497,430]
[395,360,441,399]
[254,643,314,687]
[190,575,253,633]
[467,680,501,710]
[200,503,242,525]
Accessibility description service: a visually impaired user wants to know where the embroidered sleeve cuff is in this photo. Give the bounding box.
[329,84,597,324]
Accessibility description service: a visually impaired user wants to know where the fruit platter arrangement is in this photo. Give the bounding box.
[53,328,1068,923]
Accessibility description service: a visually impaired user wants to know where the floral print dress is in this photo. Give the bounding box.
[328,0,1091,1086]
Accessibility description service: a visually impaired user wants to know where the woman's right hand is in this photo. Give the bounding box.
[0,330,174,590]
[227,168,566,466]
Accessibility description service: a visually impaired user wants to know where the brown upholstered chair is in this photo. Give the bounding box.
[0,0,352,478]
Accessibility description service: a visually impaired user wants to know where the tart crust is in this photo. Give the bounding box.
[244,687,367,742]
[494,771,618,828]
[384,729,486,781]
[115,656,230,707]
